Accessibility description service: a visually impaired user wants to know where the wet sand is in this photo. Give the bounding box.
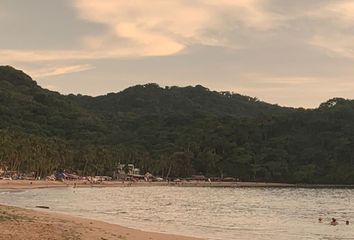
[0,204,202,240]
[0,179,293,189]
[0,180,353,190]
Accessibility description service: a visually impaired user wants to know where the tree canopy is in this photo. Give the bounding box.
[0,66,353,184]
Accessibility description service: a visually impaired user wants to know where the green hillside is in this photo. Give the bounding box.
[71,83,291,117]
[0,66,105,139]
[0,66,353,184]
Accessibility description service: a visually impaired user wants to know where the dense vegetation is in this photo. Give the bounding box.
[0,66,353,184]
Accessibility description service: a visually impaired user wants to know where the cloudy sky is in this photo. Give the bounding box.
[1,0,354,108]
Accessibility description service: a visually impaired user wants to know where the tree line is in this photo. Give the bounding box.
[0,66,354,183]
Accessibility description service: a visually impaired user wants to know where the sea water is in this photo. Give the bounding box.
[1,186,354,240]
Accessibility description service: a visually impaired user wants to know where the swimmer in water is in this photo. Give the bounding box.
[330,218,338,226]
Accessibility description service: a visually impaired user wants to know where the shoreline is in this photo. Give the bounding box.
[0,204,202,240]
[2,182,354,240]
[1,180,354,190]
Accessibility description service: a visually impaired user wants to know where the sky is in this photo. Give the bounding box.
[1,0,354,108]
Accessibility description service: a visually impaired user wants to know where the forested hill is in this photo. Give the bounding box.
[0,66,104,139]
[70,83,292,117]
[0,65,354,184]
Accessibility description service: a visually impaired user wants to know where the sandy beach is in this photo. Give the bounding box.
[0,180,205,240]
[0,204,202,240]
[2,179,354,190]
[0,179,292,189]
[0,179,126,189]
[1,179,354,190]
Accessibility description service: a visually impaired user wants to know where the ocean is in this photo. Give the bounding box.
[1,186,354,239]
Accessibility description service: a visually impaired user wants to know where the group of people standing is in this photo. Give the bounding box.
[319,217,349,226]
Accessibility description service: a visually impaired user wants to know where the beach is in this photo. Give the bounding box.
[1,181,354,240]
[0,204,202,240]
[0,179,292,189]
[0,180,207,240]
[0,180,206,240]
[1,179,354,190]
[0,180,292,240]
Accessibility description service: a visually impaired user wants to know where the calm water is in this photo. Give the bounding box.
[1,187,354,240]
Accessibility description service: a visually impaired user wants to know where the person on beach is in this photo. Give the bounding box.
[346,220,349,225]
[330,218,338,226]
[318,217,323,223]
